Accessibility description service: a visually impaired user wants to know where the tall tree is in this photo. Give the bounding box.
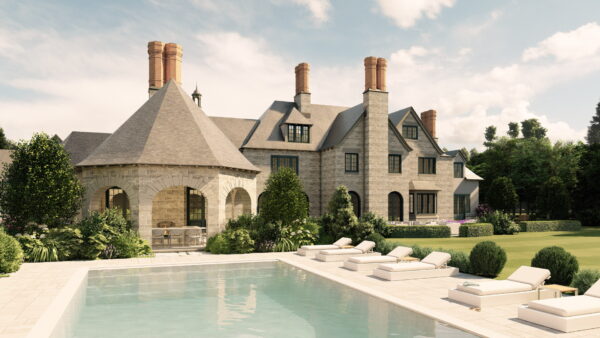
[586,101,600,144]
[487,176,518,212]
[536,176,570,219]
[484,126,497,146]
[0,133,84,234]
[0,128,11,150]
[573,144,600,226]
[521,118,547,139]
[259,167,308,226]
[507,122,520,138]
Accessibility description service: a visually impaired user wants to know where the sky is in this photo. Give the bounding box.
[1,0,599,150]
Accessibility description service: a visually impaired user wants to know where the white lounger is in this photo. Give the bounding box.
[343,246,413,272]
[518,280,600,332]
[297,237,352,258]
[448,266,552,308]
[373,251,458,281]
[315,241,379,262]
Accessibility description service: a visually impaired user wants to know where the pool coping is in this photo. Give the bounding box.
[24,257,501,338]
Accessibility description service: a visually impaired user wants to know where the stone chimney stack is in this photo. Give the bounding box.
[362,56,388,218]
[421,109,437,140]
[163,43,183,85]
[148,41,165,97]
[294,62,311,113]
[376,57,387,91]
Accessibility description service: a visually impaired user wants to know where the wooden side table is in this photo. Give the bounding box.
[543,284,579,298]
[399,256,420,262]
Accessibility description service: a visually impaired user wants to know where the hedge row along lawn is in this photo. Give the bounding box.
[386,227,600,279]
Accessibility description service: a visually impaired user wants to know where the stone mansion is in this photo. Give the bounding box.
[59,41,481,244]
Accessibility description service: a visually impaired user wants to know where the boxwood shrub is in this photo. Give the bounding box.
[469,241,507,278]
[385,225,451,238]
[0,229,23,274]
[519,220,582,232]
[571,269,600,294]
[531,246,579,285]
[459,223,493,237]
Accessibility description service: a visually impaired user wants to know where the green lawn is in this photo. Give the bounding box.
[387,227,600,279]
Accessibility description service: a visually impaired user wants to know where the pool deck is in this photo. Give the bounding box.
[0,252,598,338]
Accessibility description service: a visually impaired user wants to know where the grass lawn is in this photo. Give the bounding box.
[387,227,600,279]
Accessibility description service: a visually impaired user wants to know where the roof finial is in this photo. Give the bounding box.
[192,83,202,107]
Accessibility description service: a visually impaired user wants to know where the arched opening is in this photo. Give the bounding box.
[348,191,361,218]
[257,192,265,214]
[225,188,251,221]
[90,186,130,218]
[388,192,403,222]
[304,192,310,215]
[152,186,206,228]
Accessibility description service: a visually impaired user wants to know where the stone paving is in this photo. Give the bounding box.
[0,252,598,337]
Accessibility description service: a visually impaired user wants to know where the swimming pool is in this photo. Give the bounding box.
[62,261,476,337]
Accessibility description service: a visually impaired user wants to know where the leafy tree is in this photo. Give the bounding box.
[259,167,308,226]
[487,177,518,212]
[0,133,84,234]
[573,144,600,226]
[0,128,12,150]
[507,122,520,138]
[536,176,570,219]
[321,186,374,243]
[51,134,62,144]
[521,118,547,139]
[460,147,470,162]
[484,125,496,146]
[587,101,600,144]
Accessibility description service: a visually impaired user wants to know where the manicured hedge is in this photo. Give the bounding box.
[459,223,493,237]
[385,225,451,238]
[519,220,582,232]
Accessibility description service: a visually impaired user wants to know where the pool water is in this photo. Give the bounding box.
[68,261,476,337]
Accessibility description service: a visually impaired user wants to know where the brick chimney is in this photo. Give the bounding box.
[421,110,437,140]
[294,62,311,113]
[163,43,183,84]
[148,41,164,97]
[362,56,388,218]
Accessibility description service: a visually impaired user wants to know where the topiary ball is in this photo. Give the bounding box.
[0,229,24,274]
[531,246,579,285]
[469,241,507,278]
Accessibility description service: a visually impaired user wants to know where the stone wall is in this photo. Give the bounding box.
[152,186,187,227]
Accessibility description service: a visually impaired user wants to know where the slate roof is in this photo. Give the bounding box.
[78,80,259,172]
[209,116,257,149]
[320,104,364,150]
[389,107,412,127]
[242,101,346,151]
[63,132,111,165]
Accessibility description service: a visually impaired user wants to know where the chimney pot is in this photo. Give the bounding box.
[376,57,387,91]
[364,56,378,91]
[163,42,183,84]
[295,62,310,94]
[421,110,437,139]
[148,41,164,92]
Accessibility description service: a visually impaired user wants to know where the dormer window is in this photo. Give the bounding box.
[402,125,418,139]
[287,124,310,143]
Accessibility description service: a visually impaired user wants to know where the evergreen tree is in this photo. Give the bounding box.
[259,167,308,226]
[586,101,600,145]
[507,122,520,138]
[0,133,84,234]
[487,176,518,213]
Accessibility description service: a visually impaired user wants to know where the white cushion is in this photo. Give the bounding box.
[507,266,550,288]
[387,246,413,259]
[456,280,532,296]
[300,244,338,250]
[333,237,352,247]
[354,241,375,253]
[528,295,600,317]
[377,262,435,272]
[319,248,362,255]
[421,251,451,268]
[348,256,396,264]
[585,280,600,298]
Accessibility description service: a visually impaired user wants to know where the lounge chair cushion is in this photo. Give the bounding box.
[300,244,339,250]
[456,280,532,296]
[347,256,397,264]
[528,295,600,317]
[319,248,362,255]
[584,280,600,298]
[378,262,436,272]
[507,266,550,288]
[333,237,352,247]
[354,241,376,253]
[421,251,451,268]
[387,246,413,259]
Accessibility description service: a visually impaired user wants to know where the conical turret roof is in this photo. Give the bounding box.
[78,80,259,172]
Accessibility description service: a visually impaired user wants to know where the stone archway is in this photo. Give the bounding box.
[151,185,207,228]
[388,191,403,222]
[89,186,131,218]
[225,188,251,221]
[349,191,361,218]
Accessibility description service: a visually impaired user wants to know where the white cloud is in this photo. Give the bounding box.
[454,9,503,38]
[290,0,331,24]
[376,0,455,28]
[523,22,600,62]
